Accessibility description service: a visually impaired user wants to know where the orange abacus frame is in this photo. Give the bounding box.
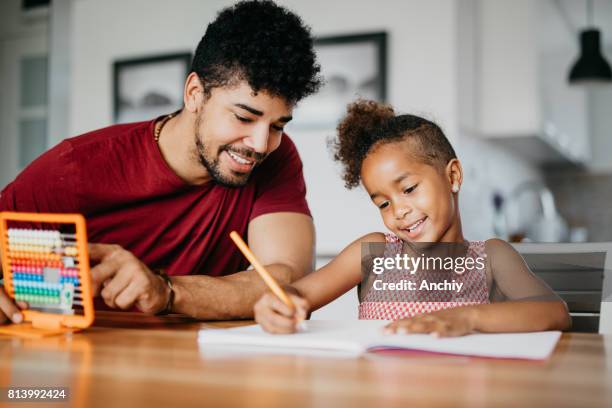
[0,212,94,338]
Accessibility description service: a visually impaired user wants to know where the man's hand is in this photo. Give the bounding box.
[0,287,27,325]
[89,243,170,314]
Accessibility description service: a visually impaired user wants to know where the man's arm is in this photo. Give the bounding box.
[171,212,315,320]
[90,212,315,319]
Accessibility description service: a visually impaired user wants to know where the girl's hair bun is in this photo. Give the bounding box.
[333,99,395,188]
[331,99,456,189]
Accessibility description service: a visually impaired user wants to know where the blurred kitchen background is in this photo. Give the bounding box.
[1,0,612,252]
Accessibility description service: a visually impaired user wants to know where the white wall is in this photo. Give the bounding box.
[48,0,73,148]
[68,0,459,138]
[69,0,229,135]
[0,0,48,188]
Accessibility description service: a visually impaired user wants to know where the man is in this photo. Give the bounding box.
[0,0,321,323]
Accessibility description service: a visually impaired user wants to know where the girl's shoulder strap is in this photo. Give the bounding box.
[384,232,402,243]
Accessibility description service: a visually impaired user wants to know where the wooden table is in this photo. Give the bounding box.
[0,311,611,408]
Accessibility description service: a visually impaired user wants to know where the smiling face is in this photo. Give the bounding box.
[193,80,293,187]
[361,140,464,243]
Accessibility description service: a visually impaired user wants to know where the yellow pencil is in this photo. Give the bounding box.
[229,231,296,311]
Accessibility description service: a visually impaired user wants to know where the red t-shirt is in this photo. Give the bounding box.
[0,119,311,279]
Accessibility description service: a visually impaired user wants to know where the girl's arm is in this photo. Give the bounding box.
[293,232,385,310]
[385,239,571,336]
[482,238,571,331]
[254,232,385,333]
[468,300,569,332]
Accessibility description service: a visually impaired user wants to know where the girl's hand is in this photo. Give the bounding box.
[254,290,309,334]
[383,307,476,338]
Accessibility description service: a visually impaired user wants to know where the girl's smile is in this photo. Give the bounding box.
[399,215,428,239]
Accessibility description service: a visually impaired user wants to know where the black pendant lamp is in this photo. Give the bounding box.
[569,0,612,84]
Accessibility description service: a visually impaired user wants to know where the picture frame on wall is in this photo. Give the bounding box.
[290,32,387,130]
[113,52,192,124]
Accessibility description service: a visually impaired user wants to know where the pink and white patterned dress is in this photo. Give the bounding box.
[358,233,490,320]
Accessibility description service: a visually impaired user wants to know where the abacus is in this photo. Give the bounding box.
[0,212,94,337]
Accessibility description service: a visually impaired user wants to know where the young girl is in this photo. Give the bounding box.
[254,100,571,336]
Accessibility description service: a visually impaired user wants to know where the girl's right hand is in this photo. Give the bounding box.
[254,291,309,334]
[0,287,25,325]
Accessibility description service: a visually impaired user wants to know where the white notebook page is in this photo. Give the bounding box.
[198,320,561,360]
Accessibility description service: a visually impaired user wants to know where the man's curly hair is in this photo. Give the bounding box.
[332,99,457,189]
[191,0,321,104]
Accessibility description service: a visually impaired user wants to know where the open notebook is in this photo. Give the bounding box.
[198,320,561,360]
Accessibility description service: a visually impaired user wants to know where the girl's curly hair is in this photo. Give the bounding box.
[191,0,321,104]
[332,99,457,189]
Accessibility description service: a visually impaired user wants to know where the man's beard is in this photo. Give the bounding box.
[194,116,267,188]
